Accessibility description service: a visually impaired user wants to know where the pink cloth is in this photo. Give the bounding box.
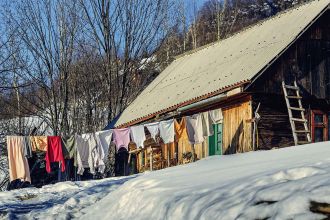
[113,128,131,151]
[45,136,66,173]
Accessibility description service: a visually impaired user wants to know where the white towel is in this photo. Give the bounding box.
[186,114,204,144]
[159,119,175,144]
[95,129,113,171]
[202,111,214,137]
[145,122,160,141]
[130,125,146,148]
[76,134,98,175]
[209,109,223,124]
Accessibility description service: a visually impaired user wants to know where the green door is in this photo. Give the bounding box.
[208,123,223,156]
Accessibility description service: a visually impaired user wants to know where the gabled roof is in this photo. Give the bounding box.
[116,0,330,127]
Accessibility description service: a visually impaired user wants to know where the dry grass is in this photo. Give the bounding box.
[16,193,38,201]
[310,201,330,218]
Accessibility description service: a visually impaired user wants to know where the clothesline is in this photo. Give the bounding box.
[6,108,223,184]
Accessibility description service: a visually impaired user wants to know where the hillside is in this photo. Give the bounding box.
[1,142,330,219]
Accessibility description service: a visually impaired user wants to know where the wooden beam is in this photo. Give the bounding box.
[192,144,196,162]
[117,81,250,128]
[129,148,142,154]
[167,145,170,167]
[150,147,153,171]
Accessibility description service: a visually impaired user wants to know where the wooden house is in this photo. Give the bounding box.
[114,0,330,173]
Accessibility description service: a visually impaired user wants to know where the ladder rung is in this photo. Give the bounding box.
[291,118,307,122]
[286,96,302,99]
[289,107,305,111]
[294,130,310,133]
[284,85,299,90]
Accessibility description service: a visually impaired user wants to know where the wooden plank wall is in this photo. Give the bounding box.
[177,138,208,164]
[252,94,295,150]
[248,10,330,98]
[222,100,253,154]
[247,10,330,150]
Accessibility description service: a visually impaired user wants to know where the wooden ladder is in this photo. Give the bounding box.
[282,81,311,146]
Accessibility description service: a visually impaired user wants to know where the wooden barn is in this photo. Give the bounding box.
[114,0,330,173]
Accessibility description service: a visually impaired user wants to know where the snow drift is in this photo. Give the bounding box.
[1,142,330,219]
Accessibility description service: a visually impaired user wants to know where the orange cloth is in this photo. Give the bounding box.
[30,136,48,152]
[7,136,31,183]
[174,118,189,141]
[175,118,194,164]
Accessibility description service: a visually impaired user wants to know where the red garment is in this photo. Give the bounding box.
[45,136,66,173]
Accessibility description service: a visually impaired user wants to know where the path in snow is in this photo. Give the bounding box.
[0,176,136,219]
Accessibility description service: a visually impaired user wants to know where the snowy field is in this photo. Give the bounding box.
[1,142,330,219]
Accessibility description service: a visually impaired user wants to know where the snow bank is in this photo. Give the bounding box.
[0,176,134,219]
[1,142,330,219]
[82,142,330,220]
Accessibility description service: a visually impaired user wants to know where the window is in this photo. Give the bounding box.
[328,113,330,140]
[311,110,328,142]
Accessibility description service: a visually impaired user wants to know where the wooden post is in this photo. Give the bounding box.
[202,142,205,158]
[127,153,131,164]
[144,149,147,168]
[166,144,170,167]
[150,147,153,171]
[192,144,196,162]
[139,151,142,172]
[127,153,131,175]
[58,161,61,182]
[253,103,261,151]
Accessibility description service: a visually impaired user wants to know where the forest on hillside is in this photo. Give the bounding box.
[0,0,310,136]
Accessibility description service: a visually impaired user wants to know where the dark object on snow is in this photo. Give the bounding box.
[115,147,129,176]
[7,179,31,191]
[104,143,116,177]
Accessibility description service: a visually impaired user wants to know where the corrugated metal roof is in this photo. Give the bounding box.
[116,0,330,127]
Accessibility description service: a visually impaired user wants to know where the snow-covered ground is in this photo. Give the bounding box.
[1,142,330,219]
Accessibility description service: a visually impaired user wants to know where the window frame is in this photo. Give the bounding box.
[311,110,328,142]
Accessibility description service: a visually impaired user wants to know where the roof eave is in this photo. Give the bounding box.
[117,80,250,128]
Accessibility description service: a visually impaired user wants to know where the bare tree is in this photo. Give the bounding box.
[178,0,187,52]
[80,0,170,122]
[189,0,198,50]
[6,0,80,135]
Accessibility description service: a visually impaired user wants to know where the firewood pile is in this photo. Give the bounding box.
[182,152,197,164]
[152,148,164,170]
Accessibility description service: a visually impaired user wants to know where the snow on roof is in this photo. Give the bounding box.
[116,0,330,127]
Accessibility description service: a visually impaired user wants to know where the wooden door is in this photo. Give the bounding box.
[208,123,223,155]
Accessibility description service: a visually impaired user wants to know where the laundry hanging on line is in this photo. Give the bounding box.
[6,107,223,184]
[159,119,175,144]
[113,128,131,151]
[201,111,214,137]
[95,129,113,165]
[209,108,223,124]
[130,125,146,148]
[186,114,205,145]
[45,136,66,173]
[145,122,160,141]
[23,136,33,158]
[174,117,189,141]
[7,136,31,183]
[30,136,48,152]
[76,134,95,175]
[61,136,76,160]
